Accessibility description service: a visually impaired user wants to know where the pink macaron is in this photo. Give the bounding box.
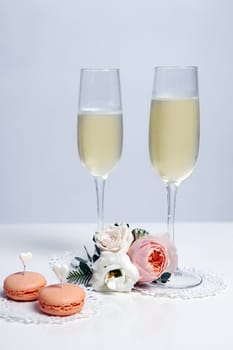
[3,271,47,301]
[38,283,85,316]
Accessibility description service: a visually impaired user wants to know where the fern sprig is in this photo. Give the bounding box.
[67,266,92,286]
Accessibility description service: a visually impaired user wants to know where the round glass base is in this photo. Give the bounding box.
[154,268,202,289]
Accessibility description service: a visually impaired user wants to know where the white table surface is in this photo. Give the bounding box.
[0,222,232,349]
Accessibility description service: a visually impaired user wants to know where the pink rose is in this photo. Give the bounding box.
[128,233,178,284]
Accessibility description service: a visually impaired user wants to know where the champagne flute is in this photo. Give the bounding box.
[77,69,123,231]
[149,66,202,288]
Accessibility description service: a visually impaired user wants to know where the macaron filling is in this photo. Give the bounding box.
[39,299,84,313]
[3,287,40,299]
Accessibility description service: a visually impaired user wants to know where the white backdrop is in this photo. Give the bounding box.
[1,0,233,223]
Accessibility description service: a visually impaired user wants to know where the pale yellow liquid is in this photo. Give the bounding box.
[78,112,122,178]
[149,98,200,184]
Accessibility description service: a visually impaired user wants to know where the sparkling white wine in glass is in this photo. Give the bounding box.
[149,66,201,289]
[149,97,199,184]
[77,69,123,230]
[78,111,122,178]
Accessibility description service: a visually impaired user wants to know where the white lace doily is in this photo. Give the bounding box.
[134,267,227,299]
[0,287,102,325]
[50,253,227,300]
[49,250,79,269]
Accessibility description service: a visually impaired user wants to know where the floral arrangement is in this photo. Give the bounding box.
[67,224,178,292]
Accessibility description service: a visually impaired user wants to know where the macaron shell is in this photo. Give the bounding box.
[39,283,85,316]
[3,271,47,301]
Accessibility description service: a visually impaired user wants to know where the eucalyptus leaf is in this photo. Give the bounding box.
[132,228,150,241]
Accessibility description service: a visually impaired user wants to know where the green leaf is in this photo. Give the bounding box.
[84,245,92,263]
[159,272,171,283]
[67,268,93,286]
[132,228,150,241]
[75,256,88,264]
[153,272,171,284]
[95,245,101,256]
[114,223,129,228]
[79,261,92,274]
[92,254,100,262]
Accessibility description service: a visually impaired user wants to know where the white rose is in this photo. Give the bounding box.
[94,224,134,254]
[91,252,140,292]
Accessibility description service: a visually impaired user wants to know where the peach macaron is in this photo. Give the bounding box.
[38,283,85,316]
[3,271,47,301]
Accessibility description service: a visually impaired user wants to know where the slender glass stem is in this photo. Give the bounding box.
[166,183,178,244]
[94,176,106,231]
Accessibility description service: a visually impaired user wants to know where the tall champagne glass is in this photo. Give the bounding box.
[149,66,202,288]
[78,69,123,231]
